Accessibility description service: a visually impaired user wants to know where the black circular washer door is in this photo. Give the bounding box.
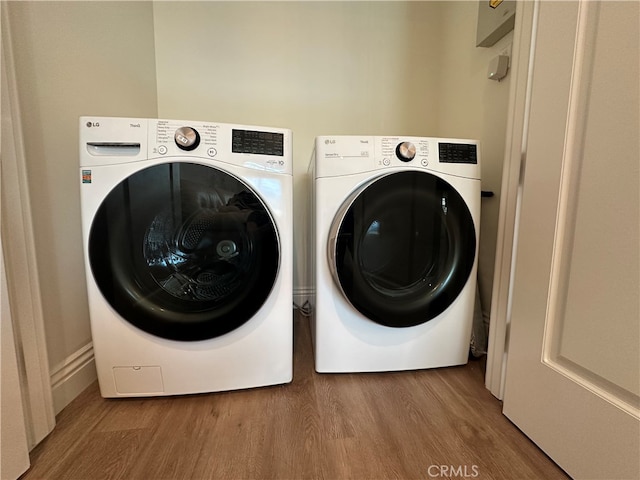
[331,171,476,328]
[89,162,280,341]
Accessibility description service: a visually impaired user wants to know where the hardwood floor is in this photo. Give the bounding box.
[22,313,568,480]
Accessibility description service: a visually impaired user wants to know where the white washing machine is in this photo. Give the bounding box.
[79,117,293,397]
[311,135,480,373]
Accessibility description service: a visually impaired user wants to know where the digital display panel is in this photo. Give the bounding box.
[232,129,284,156]
[439,143,478,164]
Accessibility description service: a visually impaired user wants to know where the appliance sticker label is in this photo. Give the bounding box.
[82,170,92,183]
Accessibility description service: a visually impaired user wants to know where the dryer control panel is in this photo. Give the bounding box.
[314,135,480,180]
[378,136,480,179]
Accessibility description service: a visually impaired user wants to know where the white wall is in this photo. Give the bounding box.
[152,1,444,298]
[6,1,158,413]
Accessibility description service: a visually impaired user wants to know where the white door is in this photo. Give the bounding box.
[502,1,639,479]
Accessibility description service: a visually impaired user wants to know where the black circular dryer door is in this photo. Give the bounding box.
[331,171,476,328]
[89,162,280,341]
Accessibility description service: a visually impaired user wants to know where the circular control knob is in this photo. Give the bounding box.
[174,126,200,151]
[396,142,416,162]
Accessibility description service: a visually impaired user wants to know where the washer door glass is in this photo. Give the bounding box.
[331,171,476,328]
[89,162,279,341]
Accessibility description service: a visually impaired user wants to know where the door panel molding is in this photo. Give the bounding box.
[542,1,639,418]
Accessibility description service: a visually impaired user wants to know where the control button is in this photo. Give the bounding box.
[174,126,200,151]
[158,145,167,155]
[383,158,391,166]
[396,142,416,162]
[421,159,429,167]
[207,148,217,157]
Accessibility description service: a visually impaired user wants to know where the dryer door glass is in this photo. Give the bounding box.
[332,171,476,327]
[89,162,279,341]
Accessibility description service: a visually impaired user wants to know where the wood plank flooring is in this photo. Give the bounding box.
[21,313,568,479]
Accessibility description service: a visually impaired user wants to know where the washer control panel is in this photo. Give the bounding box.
[152,119,291,173]
[80,117,292,173]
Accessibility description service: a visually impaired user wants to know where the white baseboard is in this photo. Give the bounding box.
[50,343,97,414]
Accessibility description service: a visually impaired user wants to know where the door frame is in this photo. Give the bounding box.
[485,0,536,399]
[1,2,56,448]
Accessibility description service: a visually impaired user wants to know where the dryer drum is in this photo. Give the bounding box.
[88,162,280,341]
[332,171,476,328]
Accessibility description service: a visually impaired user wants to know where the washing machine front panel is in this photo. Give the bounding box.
[329,170,476,328]
[88,161,279,341]
[80,117,293,397]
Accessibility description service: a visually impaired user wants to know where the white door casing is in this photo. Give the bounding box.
[0,234,30,479]
[1,1,56,452]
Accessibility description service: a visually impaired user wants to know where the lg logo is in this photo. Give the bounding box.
[86,121,100,128]
[324,139,336,145]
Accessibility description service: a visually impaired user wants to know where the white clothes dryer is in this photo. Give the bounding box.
[80,117,293,397]
[311,135,480,373]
